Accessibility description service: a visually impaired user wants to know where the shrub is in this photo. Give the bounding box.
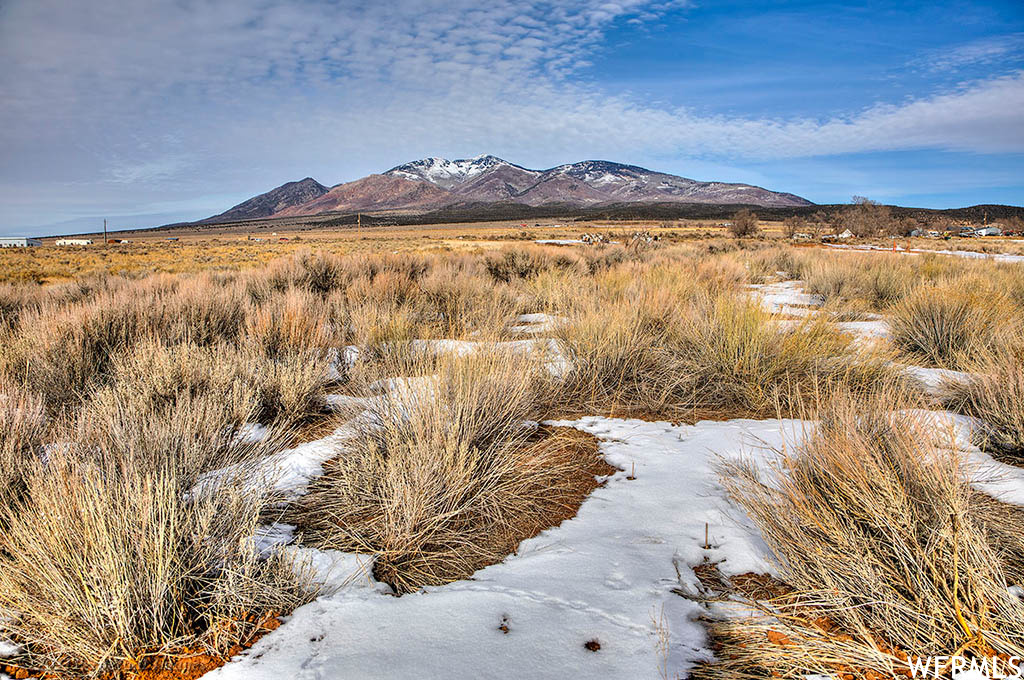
[75,345,285,479]
[555,299,682,416]
[888,281,1005,369]
[707,390,1024,678]
[0,455,312,677]
[0,381,47,507]
[858,256,916,308]
[0,356,314,676]
[1,276,247,413]
[244,287,336,359]
[673,293,894,417]
[484,247,582,283]
[245,346,332,426]
[803,256,856,302]
[728,209,759,238]
[943,347,1024,462]
[291,350,572,593]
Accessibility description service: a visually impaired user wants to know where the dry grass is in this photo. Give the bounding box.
[0,380,315,677]
[888,279,1009,369]
[0,457,313,677]
[1,239,1020,676]
[556,279,898,419]
[702,388,1024,679]
[0,380,47,508]
[673,293,895,417]
[289,348,607,593]
[803,253,917,310]
[943,346,1024,463]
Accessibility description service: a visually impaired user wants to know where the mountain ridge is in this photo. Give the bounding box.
[202,155,814,223]
[203,177,328,223]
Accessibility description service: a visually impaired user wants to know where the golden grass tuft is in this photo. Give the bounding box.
[888,280,1009,369]
[700,388,1024,679]
[943,346,1024,463]
[290,349,609,593]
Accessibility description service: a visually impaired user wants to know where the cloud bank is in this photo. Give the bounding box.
[1,0,1022,228]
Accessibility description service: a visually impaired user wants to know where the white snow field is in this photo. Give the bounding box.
[824,242,1024,263]
[748,279,822,317]
[210,416,795,680]
[207,407,1024,680]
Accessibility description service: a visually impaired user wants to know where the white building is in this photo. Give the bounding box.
[0,237,42,247]
[55,238,94,246]
[975,226,1002,237]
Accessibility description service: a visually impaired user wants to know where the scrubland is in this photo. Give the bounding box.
[0,237,1021,678]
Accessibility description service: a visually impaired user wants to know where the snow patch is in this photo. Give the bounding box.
[208,416,797,680]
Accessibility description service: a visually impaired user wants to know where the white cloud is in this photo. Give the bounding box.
[0,0,1022,227]
[910,32,1024,72]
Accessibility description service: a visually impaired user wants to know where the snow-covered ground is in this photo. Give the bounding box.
[825,242,1024,263]
[209,416,793,680]
[747,280,822,317]
[749,280,891,347]
[209,405,1024,680]
[509,312,565,335]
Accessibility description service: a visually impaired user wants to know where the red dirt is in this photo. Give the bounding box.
[692,562,1018,680]
[1,613,281,680]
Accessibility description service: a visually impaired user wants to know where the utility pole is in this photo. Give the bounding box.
[357,212,361,237]
[103,218,107,246]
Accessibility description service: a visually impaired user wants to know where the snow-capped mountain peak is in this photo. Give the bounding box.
[385,155,515,189]
[204,155,813,223]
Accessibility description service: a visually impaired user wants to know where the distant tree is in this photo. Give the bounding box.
[843,196,895,237]
[782,215,806,238]
[896,215,923,237]
[729,209,760,238]
[809,210,830,238]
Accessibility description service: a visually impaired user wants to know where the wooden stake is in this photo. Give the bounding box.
[704,523,710,550]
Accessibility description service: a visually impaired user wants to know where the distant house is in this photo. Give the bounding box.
[0,237,42,248]
[55,238,93,246]
[837,229,855,240]
[975,226,1002,237]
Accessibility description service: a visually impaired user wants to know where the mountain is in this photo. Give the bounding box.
[202,156,813,222]
[382,155,813,208]
[203,177,329,223]
[275,174,451,216]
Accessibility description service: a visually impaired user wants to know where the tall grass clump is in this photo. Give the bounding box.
[291,349,595,593]
[0,456,313,677]
[944,347,1024,462]
[803,256,857,303]
[888,280,1006,369]
[244,287,336,358]
[673,293,896,417]
[93,339,331,432]
[0,380,314,676]
[0,381,47,507]
[857,256,916,308]
[484,246,583,283]
[702,390,1024,678]
[1,277,247,412]
[555,297,683,416]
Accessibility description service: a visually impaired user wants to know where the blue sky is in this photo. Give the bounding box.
[1,0,1022,235]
